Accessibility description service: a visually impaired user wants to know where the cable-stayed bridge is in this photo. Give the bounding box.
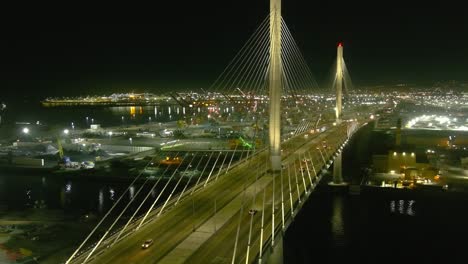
[65,1,382,263]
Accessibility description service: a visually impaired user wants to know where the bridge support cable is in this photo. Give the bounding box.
[245,46,269,96]
[323,145,331,163]
[81,147,173,264]
[226,142,240,172]
[111,153,178,246]
[214,152,230,182]
[300,122,307,134]
[280,47,301,99]
[203,151,222,187]
[157,153,198,217]
[271,170,276,248]
[280,166,285,230]
[231,184,248,264]
[245,211,255,264]
[292,120,305,136]
[205,13,271,118]
[82,154,168,263]
[302,153,314,188]
[279,21,306,97]
[238,144,247,162]
[305,121,313,133]
[137,152,186,230]
[296,121,305,135]
[235,25,271,95]
[317,147,326,165]
[238,134,265,263]
[225,26,270,95]
[297,156,309,194]
[292,161,302,203]
[95,154,171,248]
[250,68,269,102]
[209,15,270,92]
[281,27,313,96]
[65,152,161,264]
[244,147,263,264]
[175,152,206,205]
[287,164,295,217]
[295,160,307,195]
[342,60,354,94]
[280,24,311,98]
[191,151,214,194]
[303,121,310,134]
[126,152,179,217]
[307,151,318,179]
[258,188,267,264]
[298,122,304,135]
[227,132,260,176]
[281,18,319,92]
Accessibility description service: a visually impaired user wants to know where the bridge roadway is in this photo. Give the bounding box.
[84,122,350,264]
[182,125,348,264]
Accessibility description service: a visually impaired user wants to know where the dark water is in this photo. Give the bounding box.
[2,100,195,128]
[0,96,250,130]
[0,150,241,219]
[0,170,165,217]
[285,184,468,264]
[0,98,236,216]
[284,122,468,264]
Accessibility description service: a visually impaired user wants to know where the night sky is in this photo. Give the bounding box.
[1,1,467,99]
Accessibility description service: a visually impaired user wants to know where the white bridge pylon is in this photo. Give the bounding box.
[268,0,282,171]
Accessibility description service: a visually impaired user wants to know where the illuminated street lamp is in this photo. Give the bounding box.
[63,129,70,135]
[22,127,29,134]
[129,137,133,144]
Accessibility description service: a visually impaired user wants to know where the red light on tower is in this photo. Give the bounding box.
[338,42,343,47]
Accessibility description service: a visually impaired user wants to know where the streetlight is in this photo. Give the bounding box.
[129,137,133,145]
[22,127,29,134]
[63,129,70,135]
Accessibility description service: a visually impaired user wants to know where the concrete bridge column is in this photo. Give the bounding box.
[329,148,348,187]
[335,43,343,124]
[263,232,284,264]
[333,151,343,184]
[269,0,282,171]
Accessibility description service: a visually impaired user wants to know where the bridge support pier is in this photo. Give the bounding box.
[263,232,284,264]
[332,151,343,184]
[329,151,348,187]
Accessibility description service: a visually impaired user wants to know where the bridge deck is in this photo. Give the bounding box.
[81,123,351,264]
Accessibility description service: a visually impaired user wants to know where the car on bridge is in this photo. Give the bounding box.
[141,239,154,249]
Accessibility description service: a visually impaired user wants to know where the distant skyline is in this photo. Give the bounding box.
[1,1,467,99]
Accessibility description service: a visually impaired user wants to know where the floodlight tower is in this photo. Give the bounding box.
[269,0,282,171]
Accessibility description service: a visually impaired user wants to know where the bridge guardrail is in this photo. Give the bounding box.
[68,147,267,264]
